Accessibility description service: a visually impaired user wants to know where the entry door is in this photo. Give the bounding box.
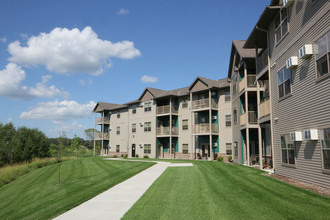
[158,144,163,158]
[132,144,136,157]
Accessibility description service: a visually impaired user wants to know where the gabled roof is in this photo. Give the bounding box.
[93,102,127,112]
[124,99,140,105]
[228,40,257,79]
[188,76,229,91]
[138,87,166,101]
[154,87,189,99]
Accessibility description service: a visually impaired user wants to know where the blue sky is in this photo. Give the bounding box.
[0,0,269,138]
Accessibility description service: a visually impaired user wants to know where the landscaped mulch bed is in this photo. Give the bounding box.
[264,173,330,197]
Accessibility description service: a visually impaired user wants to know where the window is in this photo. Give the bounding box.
[182,119,188,130]
[234,142,238,158]
[116,145,120,153]
[144,102,151,112]
[278,67,291,98]
[225,115,231,127]
[132,123,136,133]
[144,122,151,132]
[315,31,330,79]
[321,128,330,170]
[132,105,137,114]
[226,143,232,155]
[233,73,237,94]
[144,144,151,154]
[225,90,230,102]
[281,134,295,165]
[182,99,188,108]
[182,144,188,154]
[233,109,237,124]
[275,8,288,43]
[116,126,120,135]
[117,111,120,118]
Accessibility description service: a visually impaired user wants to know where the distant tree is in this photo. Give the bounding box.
[84,128,95,154]
[51,132,70,184]
[70,135,81,158]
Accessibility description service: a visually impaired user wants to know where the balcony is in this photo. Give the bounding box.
[95,117,110,124]
[94,131,109,140]
[156,105,178,115]
[259,99,270,119]
[192,98,218,110]
[192,123,218,134]
[257,49,268,74]
[156,127,178,136]
[240,111,258,126]
[239,75,257,92]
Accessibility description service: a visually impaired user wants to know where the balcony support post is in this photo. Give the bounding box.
[209,89,214,160]
[170,97,172,159]
[101,111,104,155]
[190,92,193,159]
[93,112,96,156]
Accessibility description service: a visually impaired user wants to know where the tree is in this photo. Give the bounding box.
[84,128,95,155]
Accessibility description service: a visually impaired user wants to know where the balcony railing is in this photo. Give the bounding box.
[240,113,246,126]
[257,49,268,74]
[240,111,258,126]
[192,98,218,110]
[95,117,110,124]
[94,131,109,140]
[156,105,178,115]
[239,80,245,93]
[156,127,178,135]
[192,123,218,134]
[239,75,256,92]
[259,99,270,119]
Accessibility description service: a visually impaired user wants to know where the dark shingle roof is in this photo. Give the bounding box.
[93,102,126,112]
[232,40,255,58]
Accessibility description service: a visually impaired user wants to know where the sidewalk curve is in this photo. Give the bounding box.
[54,159,193,220]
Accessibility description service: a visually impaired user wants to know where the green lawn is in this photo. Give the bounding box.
[123,161,330,220]
[0,157,154,220]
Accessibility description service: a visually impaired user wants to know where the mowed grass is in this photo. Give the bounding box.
[0,157,154,220]
[123,161,330,220]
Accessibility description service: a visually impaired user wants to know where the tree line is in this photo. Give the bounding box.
[0,123,95,167]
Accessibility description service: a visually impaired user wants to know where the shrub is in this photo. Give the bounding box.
[228,155,232,162]
[216,156,224,162]
[143,155,149,158]
[113,155,118,158]
[123,154,128,159]
[135,154,139,158]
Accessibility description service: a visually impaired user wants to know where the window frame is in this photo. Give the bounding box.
[281,134,296,167]
[234,142,238,158]
[132,105,137,114]
[182,99,188,108]
[116,145,120,153]
[225,115,231,127]
[277,66,292,99]
[275,7,289,44]
[182,144,189,154]
[233,109,237,124]
[144,102,152,112]
[132,123,136,133]
[117,111,120,118]
[226,143,232,155]
[315,30,330,80]
[225,90,230,102]
[144,122,151,132]
[182,119,188,130]
[321,128,330,172]
[116,126,120,135]
[144,144,151,154]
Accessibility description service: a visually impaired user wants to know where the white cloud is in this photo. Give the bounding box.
[141,75,158,83]
[7,118,13,123]
[20,99,96,122]
[8,26,141,75]
[118,8,129,15]
[20,33,29,40]
[1,37,6,43]
[79,78,93,86]
[0,63,69,100]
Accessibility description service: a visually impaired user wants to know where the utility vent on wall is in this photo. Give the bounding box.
[286,56,298,69]
[290,131,303,142]
[298,44,313,59]
[303,129,319,141]
[283,0,294,7]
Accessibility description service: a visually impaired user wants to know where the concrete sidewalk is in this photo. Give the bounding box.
[54,159,193,220]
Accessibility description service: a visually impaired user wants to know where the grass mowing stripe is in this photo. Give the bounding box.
[0,157,154,220]
[123,161,330,220]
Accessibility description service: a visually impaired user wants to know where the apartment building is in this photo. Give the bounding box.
[240,0,330,188]
[93,76,232,160]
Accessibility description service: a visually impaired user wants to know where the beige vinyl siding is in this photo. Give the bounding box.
[270,2,330,188]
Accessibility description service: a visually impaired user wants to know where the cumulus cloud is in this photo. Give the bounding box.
[79,78,93,86]
[1,37,6,43]
[118,8,129,15]
[8,26,141,75]
[0,63,69,100]
[141,75,158,83]
[20,99,96,122]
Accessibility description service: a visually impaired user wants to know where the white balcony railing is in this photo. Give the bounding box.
[94,131,110,140]
[259,99,270,119]
[156,105,178,115]
[156,127,178,135]
[192,98,218,110]
[240,113,246,126]
[95,117,110,124]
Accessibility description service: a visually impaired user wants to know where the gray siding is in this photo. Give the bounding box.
[270,2,330,188]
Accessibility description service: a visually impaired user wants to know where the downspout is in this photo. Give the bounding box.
[256,25,275,171]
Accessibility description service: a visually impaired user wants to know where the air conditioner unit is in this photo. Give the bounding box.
[214,143,218,147]
[212,92,217,96]
[290,131,302,142]
[298,44,313,59]
[304,129,319,140]
[283,0,294,7]
[286,56,298,69]
[139,103,143,107]
[139,144,143,148]
[140,122,143,127]
[212,116,217,120]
